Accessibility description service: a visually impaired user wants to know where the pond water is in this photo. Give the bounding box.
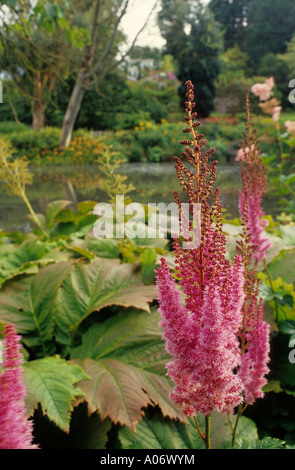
[0,161,279,233]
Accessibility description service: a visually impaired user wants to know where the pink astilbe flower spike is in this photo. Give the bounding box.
[0,324,38,449]
[156,80,245,417]
[238,299,270,404]
[237,95,272,262]
[238,188,271,262]
[236,91,271,405]
[156,256,245,417]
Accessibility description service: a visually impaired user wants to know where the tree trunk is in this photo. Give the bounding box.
[31,100,46,129]
[59,70,87,148]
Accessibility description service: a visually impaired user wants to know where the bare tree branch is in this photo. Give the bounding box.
[97,0,130,64]
[89,0,159,83]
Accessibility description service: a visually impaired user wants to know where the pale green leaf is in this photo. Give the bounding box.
[23,356,89,432]
[0,261,75,355]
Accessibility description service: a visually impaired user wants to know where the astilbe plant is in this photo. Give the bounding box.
[236,92,272,264]
[156,81,271,448]
[156,81,246,448]
[235,92,271,416]
[0,324,38,449]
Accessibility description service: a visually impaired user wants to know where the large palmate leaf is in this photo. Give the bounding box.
[23,356,89,432]
[54,258,157,348]
[0,261,75,355]
[118,411,258,449]
[233,437,290,449]
[70,308,184,431]
[268,248,295,284]
[0,238,71,287]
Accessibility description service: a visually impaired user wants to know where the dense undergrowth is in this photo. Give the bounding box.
[0,111,290,166]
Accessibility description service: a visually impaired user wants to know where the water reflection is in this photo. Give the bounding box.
[0,162,277,232]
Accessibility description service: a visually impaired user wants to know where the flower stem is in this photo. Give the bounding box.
[205,415,211,449]
[193,415,205,443]
[231,404,242,447]
[276,122,283,161]
[20,189,49,239]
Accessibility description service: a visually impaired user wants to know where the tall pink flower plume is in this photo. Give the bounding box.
[156,256,245,417]
[238,299,270,404]
[238,187,272,262]
[237,103,271,262]
[156,80,246,417]
[0,324,38,449]
[236,90,271,405]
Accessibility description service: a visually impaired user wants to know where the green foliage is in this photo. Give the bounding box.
[23,356,89,432]
[245,0,295,67]
[70,308,183,431]
[233,436,289,449]
[54,258,157,350]
[0,185,183,447]
[95,146,135,203]
[1,93,295,449]
[0,236,70,288]
[4,127,105,165]
[0,260,75,355]
[210,0,248,50]
[211,0,295,69]
[118,410,258,449]
[159,0,223,117]
[257,53,291,108]
[0,137,33,196]
[279,34,295,82]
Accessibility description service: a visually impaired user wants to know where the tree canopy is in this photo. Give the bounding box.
[158,0,223,117]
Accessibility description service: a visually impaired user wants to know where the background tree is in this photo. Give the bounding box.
[158,0,223,117]
[210,0,249,51]
[0,0,88,129]
[257,53,291,109]
[0,0,158,140]
[279,34,295,83]
[59,0,159,147]
[245,0,295,68]
[210,0,295,68]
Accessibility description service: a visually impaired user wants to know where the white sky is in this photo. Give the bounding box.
[121,0,165,49]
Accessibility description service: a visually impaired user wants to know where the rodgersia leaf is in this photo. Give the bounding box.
[233,437,287,449]
[0,238,71,287]
[23,356,89,432]
[0,261,75,355]
[118,411,202,450]
[70,308,184,431]
[118,411,258,450]
[54,258,157,348]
